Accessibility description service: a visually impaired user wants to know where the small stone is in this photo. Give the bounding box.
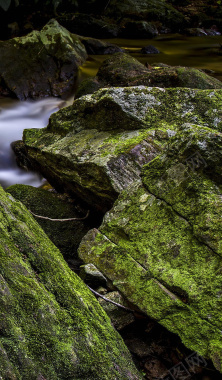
[79,263,107,288]
[141,45,160,54]
[98,291,135,330]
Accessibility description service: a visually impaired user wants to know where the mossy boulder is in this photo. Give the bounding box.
[76,53,222,98]
[0,19,87,100]
[21,86,222,212]
[6,184,91,258]
[79,123,222,372]
[0,184,141,379]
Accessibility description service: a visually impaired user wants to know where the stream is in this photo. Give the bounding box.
[1,34,222,189]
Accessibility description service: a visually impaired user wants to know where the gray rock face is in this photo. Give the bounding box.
[21,86,222,213]
[0,19,87,100]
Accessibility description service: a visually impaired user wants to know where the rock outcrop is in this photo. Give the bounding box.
[0,185,141,379]
[0,19,87,100]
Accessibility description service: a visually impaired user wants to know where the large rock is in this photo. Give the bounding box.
[21,86,222,212]
[0,185,141,379]
[76,53,222,98]
[0,19,87,100]
[79,123,222,372]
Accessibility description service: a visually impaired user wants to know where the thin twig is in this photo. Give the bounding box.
[104,0,111,11]
[87,285,145,314]
[29,210,89,222]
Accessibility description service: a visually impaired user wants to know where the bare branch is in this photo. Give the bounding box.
[29,210,90,222]
[87,285,145,315]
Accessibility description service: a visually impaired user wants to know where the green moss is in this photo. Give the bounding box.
[78,121,222,372]
[0,186,141,379]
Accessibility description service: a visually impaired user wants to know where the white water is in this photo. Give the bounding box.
[0,98,63,188]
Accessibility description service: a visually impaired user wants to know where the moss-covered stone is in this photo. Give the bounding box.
[21,86,222,212]
[0,185,141,379]
[78,122,222,372]
[6,184,91,258]
[76,54,222,98]
[0,19,87,100]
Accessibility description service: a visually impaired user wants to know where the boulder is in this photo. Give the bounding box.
[79,123,222,372]
[141,45,160,54]
[76,53,222,98]
[0,185,141,379]
[21,87,222,213]
[96,53,149,86]
[0,19,87,100]
[6,184,91,258]
[78,36,124,55]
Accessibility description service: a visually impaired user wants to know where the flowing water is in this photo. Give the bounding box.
[1,35,222,189]
[0,98,63,188]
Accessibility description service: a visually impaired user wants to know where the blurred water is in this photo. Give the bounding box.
[0,98,63,188]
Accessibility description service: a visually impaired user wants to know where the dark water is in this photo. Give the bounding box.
[1,35,222,188]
